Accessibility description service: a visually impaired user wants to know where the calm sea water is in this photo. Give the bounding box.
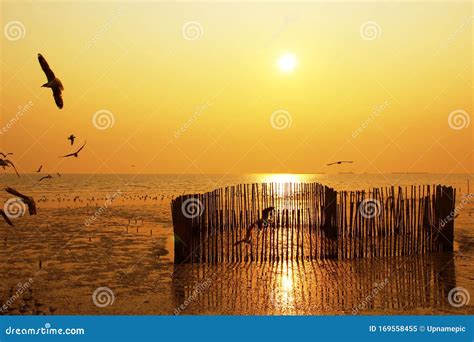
[0,173,472,315]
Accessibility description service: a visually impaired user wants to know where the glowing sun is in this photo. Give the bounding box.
[277,53,297,73]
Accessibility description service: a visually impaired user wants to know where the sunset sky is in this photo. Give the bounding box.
[0,0,472,175]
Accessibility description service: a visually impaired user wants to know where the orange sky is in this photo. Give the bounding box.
[1,0,472,175]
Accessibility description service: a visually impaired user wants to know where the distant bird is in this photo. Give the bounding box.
[56,172,61,177]
[38,53,64,109]
[59,141,86,158]
[5,187,37,215]
[67,134,76,146]
[36,165,43,173]
[39,174,53,182]
[0,209,14,227]
[327,160,354,166]
[0,152,13,158]
[0,158,20,177]
[234,207,275,246]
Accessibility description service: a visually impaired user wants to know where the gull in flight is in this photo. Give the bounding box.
[59,141,86,158]
[0,152,13,158]
[38,53,64,109]
[67,134,76,146]
[0,158,20,177]
[234,207,274,246]
[39,174,53,182]
[327,160,354,166]
[5,187,37,215]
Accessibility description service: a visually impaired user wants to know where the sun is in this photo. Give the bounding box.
[277,53,297,73]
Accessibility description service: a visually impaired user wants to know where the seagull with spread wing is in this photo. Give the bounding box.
[327,160,354,166]
[0,158,20,177]
[38,53,64,109]
[234,206,274,246]
[5,187,37,215]
[0,152,13,158]
[59,141,86,158]
[39,174,53,182]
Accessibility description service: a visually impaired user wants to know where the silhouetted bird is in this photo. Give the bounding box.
[38,53,64,109]
[36,165,43,173]
[39,174,53,182]
[0,158,20,177]
[56,172,61,177]
[59,141,86,158]
[0,152,13,158]
[5,187,37,215]
[67,134,76,146]
[234,207,274,245]
[327,160,354,166]
[0,210,14,227]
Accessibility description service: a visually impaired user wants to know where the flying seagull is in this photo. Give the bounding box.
[327,160,354,166]
[5,187,37,215]
[67,134,76,146]
[0,152,13,158]
[39,174,53,182]
[38,53,64,109]
[59,141,86,158]
[36,165,43,173]
[0,158,20,178]
[234,207,274,246]
[0,210,14,227]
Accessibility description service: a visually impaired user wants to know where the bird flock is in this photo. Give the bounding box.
[1,53,88,226]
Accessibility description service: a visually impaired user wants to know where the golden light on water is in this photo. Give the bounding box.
[260,173,305,184]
